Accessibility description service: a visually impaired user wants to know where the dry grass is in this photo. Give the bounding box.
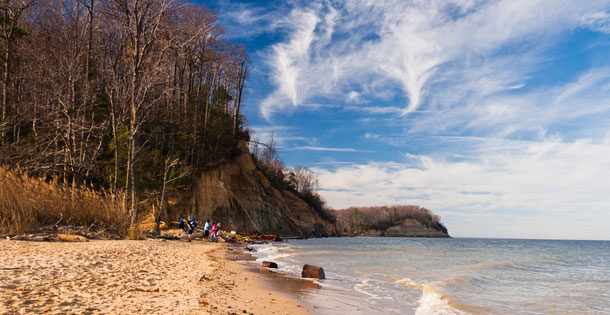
[0,167,129,235]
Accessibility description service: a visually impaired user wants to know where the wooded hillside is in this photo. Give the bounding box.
[0,0,248,225]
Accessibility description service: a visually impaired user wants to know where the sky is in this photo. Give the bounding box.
[201,0,610,240]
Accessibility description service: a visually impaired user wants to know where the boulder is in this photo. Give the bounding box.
[301,264,325,279]
[260,261,278,269]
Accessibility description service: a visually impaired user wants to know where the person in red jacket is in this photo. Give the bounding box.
[210,223,219,242]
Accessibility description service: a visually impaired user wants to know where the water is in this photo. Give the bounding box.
[243,237,610,314]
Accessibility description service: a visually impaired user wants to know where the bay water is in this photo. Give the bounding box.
[243,237,610,314]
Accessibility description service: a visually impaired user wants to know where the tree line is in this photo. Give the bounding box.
[0,0,248,226]
[334,205,447,234]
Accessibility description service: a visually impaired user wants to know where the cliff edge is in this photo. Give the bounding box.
[184,141,337,237]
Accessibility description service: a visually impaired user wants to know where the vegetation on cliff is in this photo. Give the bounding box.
[334,206,448,235]
[250,136,337,224]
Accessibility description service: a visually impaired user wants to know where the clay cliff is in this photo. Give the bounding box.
[177,141,337,238]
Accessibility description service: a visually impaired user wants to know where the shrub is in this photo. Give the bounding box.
[0,167,129,235]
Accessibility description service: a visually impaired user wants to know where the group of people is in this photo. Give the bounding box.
[177,215,220,242]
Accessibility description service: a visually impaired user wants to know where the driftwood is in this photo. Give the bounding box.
[6,224,123,242]
[151,234,180,240]
[218,232,236,243]
[11,235,50,242]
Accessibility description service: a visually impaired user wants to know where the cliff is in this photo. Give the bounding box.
[357,219,450,238]
[180,141,337,238]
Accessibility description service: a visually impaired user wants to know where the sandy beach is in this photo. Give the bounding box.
[0,239,308,315]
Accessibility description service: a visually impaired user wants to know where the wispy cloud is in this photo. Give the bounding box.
[407,66,610,137]
[251,0,610,118]
[287,146,363,152]
[248,125,314,148]
[580,10,610,34]
[215,2,285,39]
[345,106,403,114]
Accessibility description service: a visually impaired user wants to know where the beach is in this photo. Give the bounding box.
[0,239,307,315]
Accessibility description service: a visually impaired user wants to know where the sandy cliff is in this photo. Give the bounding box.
[182,141,337,237]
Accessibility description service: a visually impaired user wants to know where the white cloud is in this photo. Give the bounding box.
[289,146,362,152]
[345,105,403,114]
[407,66,610,137]
[256,0,610,118]
[315,136,610,239]
[248,125,313,149]
[580,10,610,34]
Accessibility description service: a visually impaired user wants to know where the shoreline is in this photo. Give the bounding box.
[229,241,377,315]
[0,239,307,315]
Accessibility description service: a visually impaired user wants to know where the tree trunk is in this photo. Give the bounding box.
[1,40,9,144]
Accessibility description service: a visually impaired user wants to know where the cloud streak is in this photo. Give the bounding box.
[288,146,362,152]
[252,0,610,118]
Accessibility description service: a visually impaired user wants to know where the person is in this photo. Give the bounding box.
[184,217,194,241]
[177,215,185,236]
[204,220,210,238]
[189,216,197,230]
[178,215,185,228]
[210,223,219,242]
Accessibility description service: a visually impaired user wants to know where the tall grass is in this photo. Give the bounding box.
[0,167,129,235]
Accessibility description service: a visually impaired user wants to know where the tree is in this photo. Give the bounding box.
[0,0,35,144]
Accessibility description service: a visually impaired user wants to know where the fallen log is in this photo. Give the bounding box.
[57,234,89,242]
[152,234,181,240]
[11,235,50,242]
[218,232,236,243]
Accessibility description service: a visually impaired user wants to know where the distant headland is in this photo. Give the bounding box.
[333,206,450,238]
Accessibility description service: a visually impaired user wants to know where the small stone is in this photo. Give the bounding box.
[260,261,278,268]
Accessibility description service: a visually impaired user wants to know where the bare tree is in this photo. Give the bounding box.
[0,0,251,229]
[0,0,35,144]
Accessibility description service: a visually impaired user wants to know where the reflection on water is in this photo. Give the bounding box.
[241,238,610,314]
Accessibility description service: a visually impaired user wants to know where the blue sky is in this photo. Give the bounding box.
[202,0,610,240]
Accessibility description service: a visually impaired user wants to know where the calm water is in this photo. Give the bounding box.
[244,237,610,314]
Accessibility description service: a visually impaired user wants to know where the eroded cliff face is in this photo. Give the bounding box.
[358,219,449,238]
[186,142,337,237]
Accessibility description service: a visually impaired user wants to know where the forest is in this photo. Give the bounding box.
[0,0,249,228]
[0,0,335,235]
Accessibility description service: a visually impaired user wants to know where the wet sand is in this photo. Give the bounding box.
[227,245,375,315]
[0,239,307,315]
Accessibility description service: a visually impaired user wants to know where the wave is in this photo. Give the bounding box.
[396,277,425,289]
[415,282,466,315]
[354,279,378,297]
